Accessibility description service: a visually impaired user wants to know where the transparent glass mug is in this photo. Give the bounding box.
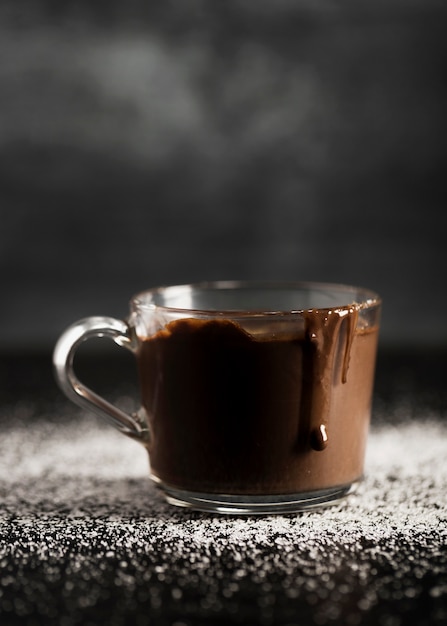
[53,281,381,514]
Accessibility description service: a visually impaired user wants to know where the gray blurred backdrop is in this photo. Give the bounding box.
[1,0,446,351]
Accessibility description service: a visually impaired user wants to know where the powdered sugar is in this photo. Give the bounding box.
[0,411,446,625]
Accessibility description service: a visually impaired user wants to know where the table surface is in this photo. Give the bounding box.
[0,349,446,626]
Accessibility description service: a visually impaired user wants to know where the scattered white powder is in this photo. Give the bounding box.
[0,412,446,625]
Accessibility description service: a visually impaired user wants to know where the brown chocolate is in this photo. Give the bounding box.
[136,309,378,495]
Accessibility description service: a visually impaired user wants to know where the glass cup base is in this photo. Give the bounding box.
[153,479,357,515]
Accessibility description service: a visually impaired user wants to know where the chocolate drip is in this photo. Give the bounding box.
[341,306,359,384]
[303,306,359,451]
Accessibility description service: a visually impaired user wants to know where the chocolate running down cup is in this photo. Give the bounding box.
[53,281,381,514]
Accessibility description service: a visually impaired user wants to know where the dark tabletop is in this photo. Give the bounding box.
[0,348,446,626]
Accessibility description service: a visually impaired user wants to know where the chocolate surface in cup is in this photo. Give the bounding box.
[136,308,379,495]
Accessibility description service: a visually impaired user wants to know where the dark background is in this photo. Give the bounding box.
[1,0,446,353]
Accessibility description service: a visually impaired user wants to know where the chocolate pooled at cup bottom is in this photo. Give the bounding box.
[136,309,379,496]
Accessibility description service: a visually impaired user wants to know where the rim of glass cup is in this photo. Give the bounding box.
[131,280,381,316]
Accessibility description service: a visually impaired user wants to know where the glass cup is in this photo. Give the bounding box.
[53,281,381,514]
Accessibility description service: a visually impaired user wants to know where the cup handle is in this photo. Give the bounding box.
[53,316,149,442]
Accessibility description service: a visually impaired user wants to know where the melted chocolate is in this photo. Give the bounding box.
[302,307,359,451]
[137,309,378,495]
